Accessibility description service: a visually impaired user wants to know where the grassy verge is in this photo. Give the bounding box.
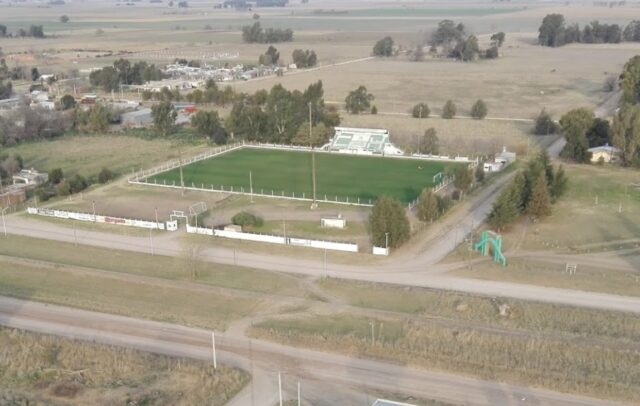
[317,278,640,344]
[0,235,307,298]
[452,258,640,297]
[0,327,248,405]
[0,260,259,330]
[250,314,640,404]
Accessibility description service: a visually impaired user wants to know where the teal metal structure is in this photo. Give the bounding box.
[474,230,507,267]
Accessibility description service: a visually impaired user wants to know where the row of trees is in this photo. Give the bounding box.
[429,20,505,61]
[0,107,72,146]
[89,59,165,92]
[489,151,568,230]
[224,81,339,145]
[257,46,317,68]
[374,26,505,62]
[36,166,113,203]
[538,15,640,47]
[242,22,293,43]
[0,24,45,38]
[411,99,488,119]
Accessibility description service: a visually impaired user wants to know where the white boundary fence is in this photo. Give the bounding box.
[26,207,168,230]
[186,224,358,253]
[128,142,476,208]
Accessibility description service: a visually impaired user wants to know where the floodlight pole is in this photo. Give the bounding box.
[309,102,317,209]
[249,170,254,203]
[1,208,7,238]
[179,150,185,196]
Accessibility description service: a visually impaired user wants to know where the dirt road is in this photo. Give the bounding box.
[0,296,623,406]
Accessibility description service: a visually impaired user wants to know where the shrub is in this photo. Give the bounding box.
[232,211,264,230]
[411,103,430,118]
[97,168,114,184]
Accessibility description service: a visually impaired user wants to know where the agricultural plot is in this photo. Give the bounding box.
[149,148,460,204]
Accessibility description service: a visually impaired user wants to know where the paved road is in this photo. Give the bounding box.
[0,296,623,406]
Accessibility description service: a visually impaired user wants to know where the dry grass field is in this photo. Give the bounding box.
[0,327,248,405]
[4,135,208,178]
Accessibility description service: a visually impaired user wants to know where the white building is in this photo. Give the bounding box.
[484,147,516,173]
[327,127,404,156]
[588,144,620,163]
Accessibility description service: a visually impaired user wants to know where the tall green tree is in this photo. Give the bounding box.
[559,108,594,163]
[412,102,430,118]
[416,128,439,155]
[490,32,506,47]
[369,196,410,248]
[533,109,558,135]
[551,165,568,201]
[470,99,488,119]
[151,101,177,136]
[538,14,566,47]
[453,166,473,198]
[611,104,640,165]
[621,55,640,106]
[191,110,222,139]
[345,86,374,114]
[373,36,394,57]
[417,189,439,223]
[527,175,552,218]
[442,100,456,119]
[488,183,519,231]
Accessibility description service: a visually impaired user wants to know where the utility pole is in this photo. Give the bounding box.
[179,150,185,196]
[149,229,154,256]
[155,207,159,226]
[92,200,96,222]
[211,331,217,369]
[1,208,7,238]
[323,248,327,278]
[249,170,254,203]
[385,232,389,252]
[309,102,317,209]
[370,321,375,346]
[278,372,283,406]
[298,381,301,406]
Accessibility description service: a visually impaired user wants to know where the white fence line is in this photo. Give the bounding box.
[129,179,376,207]
[129,143,243,182]
[186,225,358,252]
[26,207,167,230]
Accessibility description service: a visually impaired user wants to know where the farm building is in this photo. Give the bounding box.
[588,144,620,163]
[12,169,48,186]
[484,147,516,172]
[326,127,404,156]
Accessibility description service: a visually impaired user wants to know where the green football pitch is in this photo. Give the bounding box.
[150,148,459,204]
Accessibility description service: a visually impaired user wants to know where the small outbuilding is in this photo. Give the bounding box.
[12,169,48,186]
[588,143,620,163]
[321,215,346,229]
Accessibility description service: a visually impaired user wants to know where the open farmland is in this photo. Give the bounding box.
[149,148,460,204]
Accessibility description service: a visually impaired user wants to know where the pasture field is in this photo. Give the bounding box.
[149,148,460,204]
[3,135,208,178]
[0,328,248,406]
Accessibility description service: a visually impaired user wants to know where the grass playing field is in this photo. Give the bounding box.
[150,148,458,204]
